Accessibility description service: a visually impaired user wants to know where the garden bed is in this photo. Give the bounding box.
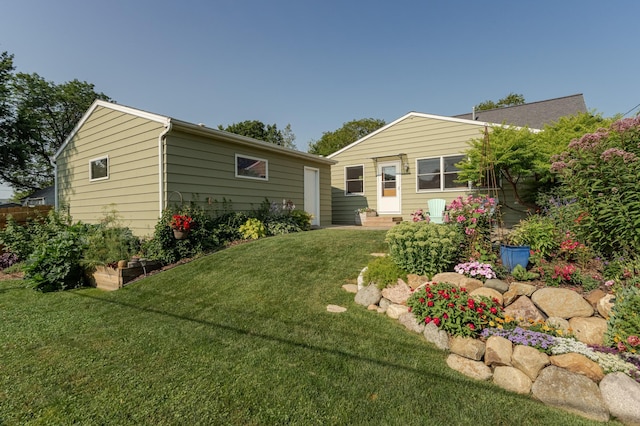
[87,262,162,291]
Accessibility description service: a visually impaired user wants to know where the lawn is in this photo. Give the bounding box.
[0,229,610,425]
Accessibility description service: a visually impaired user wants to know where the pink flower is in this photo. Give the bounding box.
[627,335,640,347]
[456,215,466,223]
[467,323,476,330]
[605,280,615,287]
[617,341,628,352]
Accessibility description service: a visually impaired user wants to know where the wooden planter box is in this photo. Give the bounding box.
[87,261,162,291]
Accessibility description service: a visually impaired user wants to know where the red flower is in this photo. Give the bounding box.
[442,313,449,319]
[447,303,455,308]
[427,300,434,307]
[433,317,441,326]
[427,293,434,299]
[468,323,476,330]
[419,297,425,304]
[490,307,498,315]
[170,214,193,231]
[476,308,484,314]
[425,316,432,324]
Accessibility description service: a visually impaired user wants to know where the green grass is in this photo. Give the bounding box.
[0,229,613,425]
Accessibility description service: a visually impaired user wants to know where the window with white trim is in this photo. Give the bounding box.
[89,156,109,181]
[416,155,467,191]
[345,165,364,195]
[236,154,268,180]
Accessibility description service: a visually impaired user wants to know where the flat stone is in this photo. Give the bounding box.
[398,312,425,333]
[509,282,537,297]
[470,287,503,306]
[546,317,571,336]
[406,274,430,290]
[585,289,607,308]
[430,272,483,292]
[503,295,545,324]
[355,284,382,306]
[370,252,387,257]
[484,278,509,293]
[531,287,594,319]
[423,322,449,351]
[550,353,605,382]
[502,289,518,306]
[493,366,532,394]
[600,372,640,425]
[386,303,408,319]
[532,366,609,422]
[449,336,486,361]
[568,317,608,346]
[446,354,492,381]
[326,304,347,313]
[484,335,512,367]
[378,297,390,311]
[511,344,549,381]
[342,284,358,294]
[381,280,412,304]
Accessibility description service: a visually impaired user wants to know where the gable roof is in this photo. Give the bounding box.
[453,94,587,129]
[327,111,511,159]
[53,100,335,165]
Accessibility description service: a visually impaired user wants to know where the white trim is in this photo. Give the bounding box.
[89,155,109,181]
[304,166,320,227]
[344,164,364,196]
[376,160,401,214]
[235,153,268,181]
[327,111,541,159]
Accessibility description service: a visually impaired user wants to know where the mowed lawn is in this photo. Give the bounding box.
[0,229,610,425]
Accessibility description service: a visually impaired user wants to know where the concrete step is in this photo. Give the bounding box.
[362,216,403,228]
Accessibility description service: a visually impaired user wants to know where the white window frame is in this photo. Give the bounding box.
[415,154,467,192]
[89,155,109,181]
[235,154,268,181]
[344,164,364,196]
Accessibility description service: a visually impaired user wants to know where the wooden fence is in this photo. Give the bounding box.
[0,205,53,229]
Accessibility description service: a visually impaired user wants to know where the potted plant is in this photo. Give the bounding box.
[355,207,377,225]
[170,214,193,239]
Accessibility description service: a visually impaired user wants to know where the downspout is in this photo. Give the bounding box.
[158,120,172,215]
[50,157,58,210]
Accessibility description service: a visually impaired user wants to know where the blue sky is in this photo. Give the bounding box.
[1,0,639,198]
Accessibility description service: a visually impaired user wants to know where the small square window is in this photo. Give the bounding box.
[90,156,109,181]
[345,165,364,195]
[236,154,268,180]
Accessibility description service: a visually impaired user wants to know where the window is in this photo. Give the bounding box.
[345,165,364,195]
[90,156,109,181]
[236,154,268,180]
[416,155,466,191]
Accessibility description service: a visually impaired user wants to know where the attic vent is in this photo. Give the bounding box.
[198,123,206,127]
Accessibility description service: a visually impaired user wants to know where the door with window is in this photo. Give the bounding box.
[377,161,401,214]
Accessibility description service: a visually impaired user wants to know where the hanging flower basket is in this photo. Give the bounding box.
[173,229,190,240]
[170,214,193,239]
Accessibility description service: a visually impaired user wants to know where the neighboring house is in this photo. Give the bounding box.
[52,100,335,236]
[328,95,587,226]
[21,186,55,207]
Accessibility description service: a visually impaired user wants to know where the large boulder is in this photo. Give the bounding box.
[484,335,512,367]
[423,322,449,351]
[430,272,483,292]
[509,282,537,297]
[599,372,640,425]
[531,288,594,319]
[532,366,609,422]
[385,303,408,319]
[483,278,509,294]
[470,287,503,305]
[568,317,608,346]
[503,296,545,323]
[381,280,412,304]
[493,366,532,395]
[597,294,615,320]
[446,354,492,381]
[355,284,382,306]
[449,336,485,361]
[406,274,430,290]
[549,353,605,382]
[511,344,549,381]
[398,312,425,333]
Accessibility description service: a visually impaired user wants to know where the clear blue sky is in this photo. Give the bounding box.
[1,0,639,198]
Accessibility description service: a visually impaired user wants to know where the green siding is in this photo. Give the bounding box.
[56,106,163,235]
[329,114,522,225]
[164,130,332,225]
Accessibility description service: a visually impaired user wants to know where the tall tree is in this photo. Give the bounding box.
[0,53,111,192]
[307,118,386,156]
[475,93,526,112]
[218,120,296,149]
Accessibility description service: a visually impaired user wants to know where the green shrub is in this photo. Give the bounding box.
[210,211,249,245]
[446,195,498,262]
[363,256,407,289]
[0,209,70,261]
[511,264,539,281]
[605,285,640,353]
[239,218,266,240]
[508,215,559,258]
[81,208,140,268]
[385,222,463,279]
[24,223,89,292]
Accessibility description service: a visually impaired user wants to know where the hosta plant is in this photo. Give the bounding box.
[406,282,504,337]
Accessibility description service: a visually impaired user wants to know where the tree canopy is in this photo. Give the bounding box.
[307,118,386,156]
[456,112,614,208]
[0,51,111,193]
[475,93,526,112]
[218,120,296,150]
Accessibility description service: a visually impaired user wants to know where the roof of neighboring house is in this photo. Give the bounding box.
[453,94,587,129]
[53,100,335,165]
[20,186,54,203]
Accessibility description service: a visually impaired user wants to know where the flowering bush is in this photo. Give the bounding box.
[554,338,640,381]
[406,282,504,337]
[170,214,193,232]
[454,261,496,281]
[605,285,640,353]
[410,209,429,222]
[446,195,497,262]
[481,327,556,354]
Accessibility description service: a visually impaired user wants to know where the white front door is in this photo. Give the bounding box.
[304,167,320,227]
[377,161,401,214]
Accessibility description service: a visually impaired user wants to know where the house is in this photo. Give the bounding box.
[21,186,55,207]
[52,100,335,236]
[328,95,587,226]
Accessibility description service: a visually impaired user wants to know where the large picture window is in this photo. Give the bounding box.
[416,155,467,191]
[345,165,364,195]
[89,156,109,181]
[236,154,268,180]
